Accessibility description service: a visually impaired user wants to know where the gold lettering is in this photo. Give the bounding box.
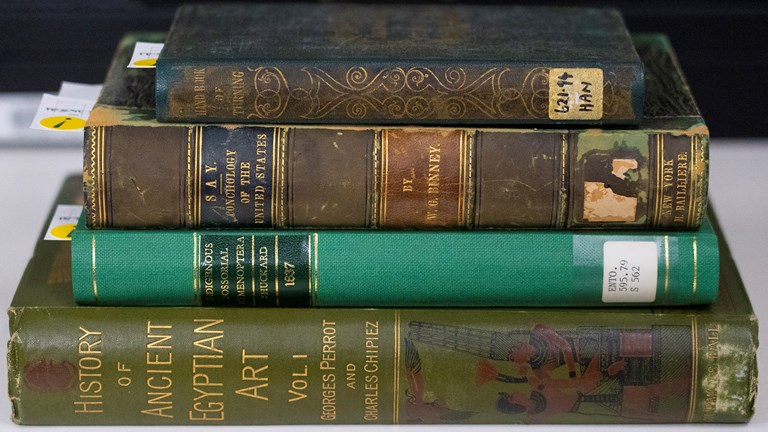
[232,70,245,116]
[402,177,414,192]
[190,319,225,421]
[75,327,103,414]
[236,350,270,400]
[143,322,174,418]
[363,321,380,420]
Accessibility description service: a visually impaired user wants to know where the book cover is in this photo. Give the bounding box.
[86,33,707,231]
[70,210,719,308]
[154,4,644,125]
[7,176,756,424]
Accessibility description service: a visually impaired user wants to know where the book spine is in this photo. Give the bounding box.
[7,306,755,425]
[83,123,708,230]
[155,60,643,125]
[71,221,719,307]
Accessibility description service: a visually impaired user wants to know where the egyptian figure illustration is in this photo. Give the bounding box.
[404,321,691,423]
[581,146,644,222]
[403,339,478,423]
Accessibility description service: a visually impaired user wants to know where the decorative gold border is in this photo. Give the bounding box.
[93,126,107,228]
[664,235,670,298]
[687,317,699,422]
[693,135,707,228]
[371,130,381,227]
[251,235,256,306]
[279,129,287,227]
[380,130,390,225]
[557,133,568,228]
[688,135,696,228]
[692,236,698,301]
[457,131,465,226]
[465,131,475,228]
[274,235,280,306]
[653,134,664,227]
[91,235,98,303]
[313,233,319,304]
[186,127,193,227]
[87,126,105,228]
[99,127,107,228]
[192,232,199,304]
[271,128,279,228]
[87,127,96,227]
[393,311,401,424]
[195,125,203,227]
[307,234,313,306]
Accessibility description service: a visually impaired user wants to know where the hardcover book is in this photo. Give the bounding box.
[71,209,719,308]
[86,33,706,231]
[7,177,756,424]
[154,4,644,125]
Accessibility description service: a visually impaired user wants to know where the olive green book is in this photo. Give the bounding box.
[7,177,756,425]
[155,4,643,125]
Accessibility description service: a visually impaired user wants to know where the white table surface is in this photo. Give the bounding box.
[0,138,765,431]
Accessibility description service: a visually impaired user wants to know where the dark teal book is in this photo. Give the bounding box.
[155,3,644,125]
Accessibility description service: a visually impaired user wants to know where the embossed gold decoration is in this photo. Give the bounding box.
[247,67,291,120]
[245,66,554,120]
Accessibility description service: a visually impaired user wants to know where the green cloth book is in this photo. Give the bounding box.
[87,33,706,230]
[7,176,757,424]
[155,4,644,125]
[72,192,719,309]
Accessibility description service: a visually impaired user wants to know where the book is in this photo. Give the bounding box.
[73,172,719,308]
[86,33,707,231]
[8,176,756,424]
[154,4,644,125]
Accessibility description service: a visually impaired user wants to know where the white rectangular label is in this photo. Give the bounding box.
[548,68,603,120]
[602,241,658,303]
[58,81,103,101]
[127,42,164,68]
[29,94,95,132]
[44,205,81,241]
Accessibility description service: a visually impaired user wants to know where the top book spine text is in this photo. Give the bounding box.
[155,4,644,125]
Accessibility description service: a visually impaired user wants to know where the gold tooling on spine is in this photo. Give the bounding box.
[91,235,98,302]
[251,235,256,305]
[371,130,381,227]
[692,236,698,301]
[664,235,670,298]
[193,232,199,303]
[687,317,699,422]
[380,130,390,225]
[275,235,280,306]
[186,127,193,226]
[557,132,568,228]
[195,125,203,226]
[465,131,475,228]
[457,130,465,226]
[393,311,402,424]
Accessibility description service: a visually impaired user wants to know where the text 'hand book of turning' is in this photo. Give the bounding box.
[86,33,706,230]
[7,177,756,424]
[154,4,644,125]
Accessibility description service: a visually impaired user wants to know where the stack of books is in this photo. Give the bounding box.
[8,3,756,425]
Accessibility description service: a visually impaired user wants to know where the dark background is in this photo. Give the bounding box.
[2,0,766,137]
